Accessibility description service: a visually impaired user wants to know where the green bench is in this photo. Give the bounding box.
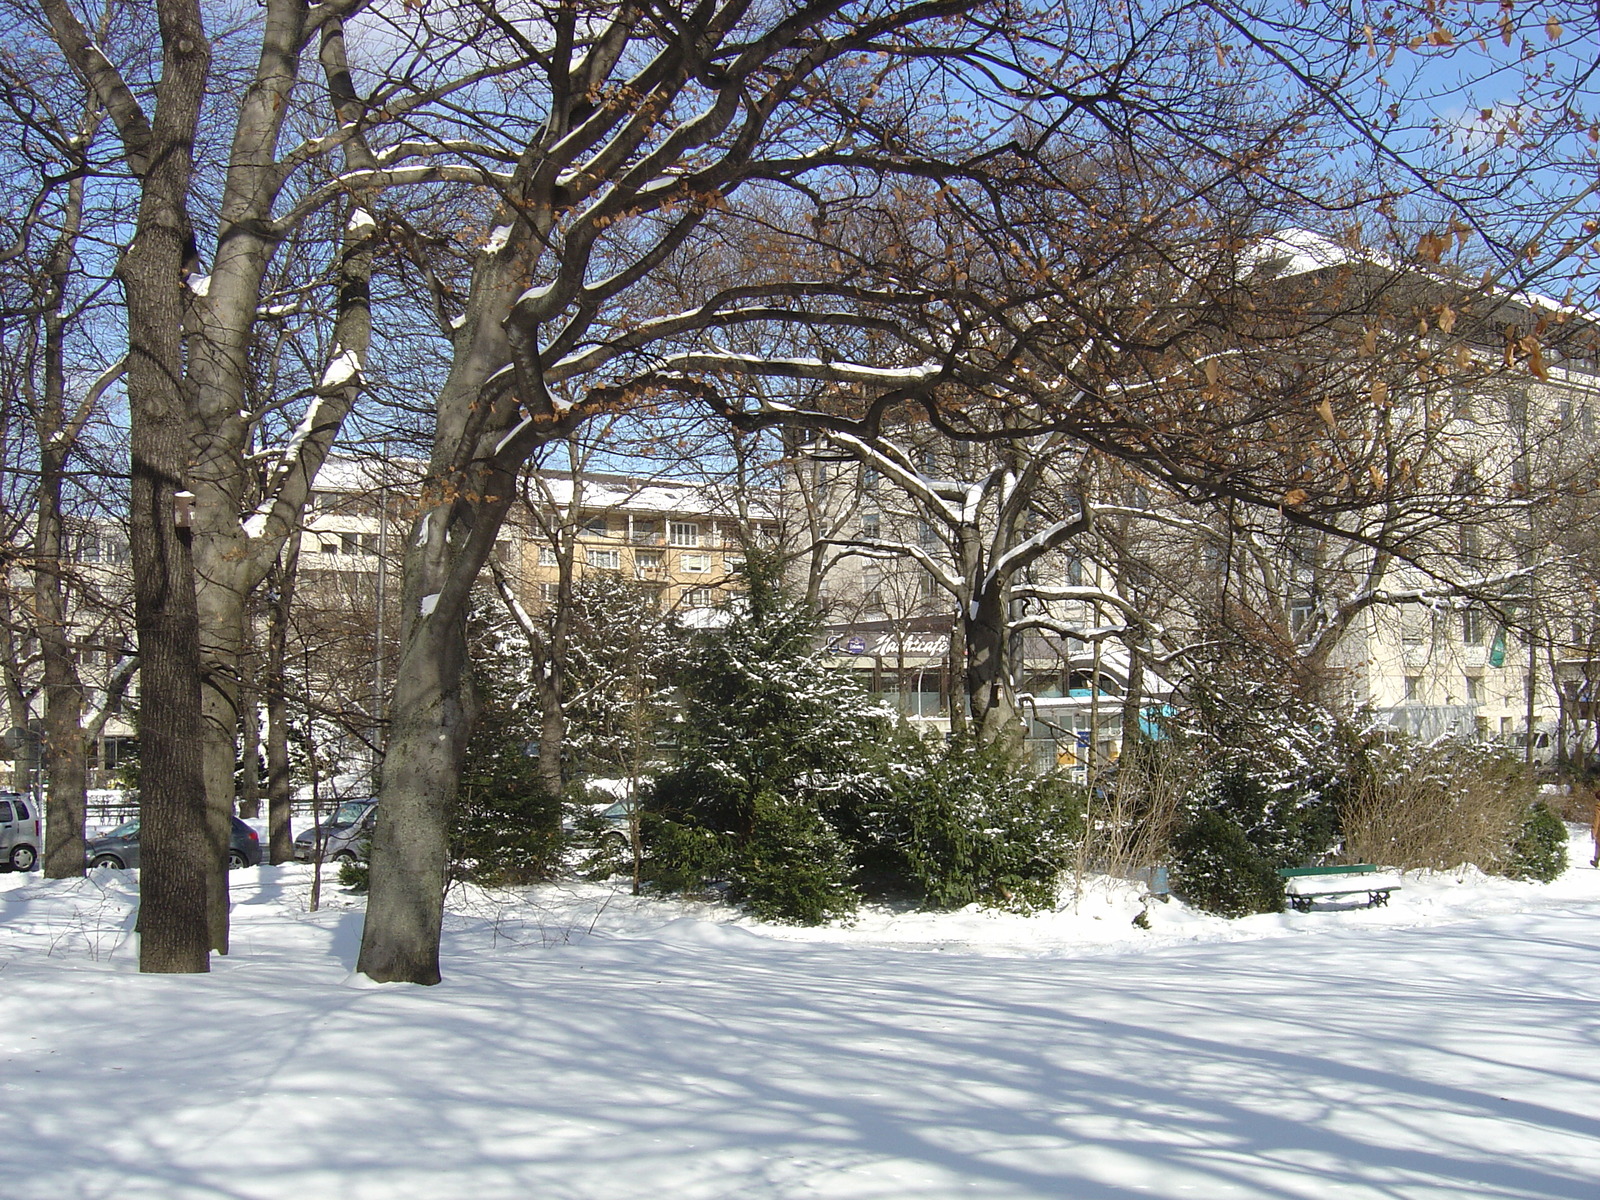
[1277,864,1402,913]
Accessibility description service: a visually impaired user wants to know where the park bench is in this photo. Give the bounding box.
[1277,864,1402,913]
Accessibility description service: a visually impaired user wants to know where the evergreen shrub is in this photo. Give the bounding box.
[879,737,1083,912]
[642,550,888,923]
[729,791,857,923]
[337,850,368,892]
[1499,802,1568,883]
[1168,809,1286,917]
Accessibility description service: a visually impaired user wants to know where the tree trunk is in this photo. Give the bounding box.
[356,593,475,985]
[964,586,1026,755]
[265,545,298,863]
[40,646,86,878]
[35,399,89,880]
[358,444,518,983]
[536,557,573,797]
[121,0,212,974]
[35,148,94,879]
[195,582,246,951]
[239,618,261,821]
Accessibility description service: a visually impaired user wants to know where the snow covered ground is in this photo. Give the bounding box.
[3,831,1598,1199]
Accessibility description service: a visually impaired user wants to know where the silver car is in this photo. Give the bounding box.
[293,798,377,862]
[0,792,41,871]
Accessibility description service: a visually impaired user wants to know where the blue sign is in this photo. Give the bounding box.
[1075,730,1092,747]
[844,636,868,655]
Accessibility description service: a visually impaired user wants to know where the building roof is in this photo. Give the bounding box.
[309,459,776,520]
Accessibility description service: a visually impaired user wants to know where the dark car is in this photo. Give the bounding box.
[87,815,262,871]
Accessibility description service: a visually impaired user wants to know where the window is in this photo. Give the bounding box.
[863,564,884,604]
[684,587,715,608]
[583,515,609,537]
[681,552,710,572]
[538,546,558,567]
[669,521,701,547]
[725,557,745,576]
[341,532,368,556]
[1464,675,1481,703]
[862,467,881,490]
[634,550,664,573]
[862,512,881,540]
[918,520,939,550]
[1462,609,1484,645]
[1289,596,1315,634]
[319,539,340,555]
[540,583,561,603]
[1401,614,1426,646]
[586,548,620,570]
[0,801,11,823]
[1404,675,1422,703]
[13,799,27,820]
[102,736,136,769]
[632,519,662,545]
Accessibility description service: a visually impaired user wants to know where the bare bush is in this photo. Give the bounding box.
[1074,739,1195,886]
[1340,742,1538,872]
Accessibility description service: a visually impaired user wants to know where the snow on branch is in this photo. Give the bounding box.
[824,536,963,595]
[984,510,1091,588]
[823,431,965,522]
[1013,584,1145,624]
[659,350,942,389]
[1010,615,1134,645]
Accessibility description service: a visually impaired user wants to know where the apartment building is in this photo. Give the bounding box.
[784,328,1600,769]
[513,472,777,616]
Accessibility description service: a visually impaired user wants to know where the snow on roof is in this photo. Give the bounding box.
[532,472,778,521]
[311,456,426,494]
[1245,229,1596,325]
[309,459,774,520]
[1240,228,1366,280]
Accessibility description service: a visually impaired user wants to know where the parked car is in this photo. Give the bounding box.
[87,816,262,871]
[0,791,41,871]
[293,798,378,863]
[595,800,635,851]
[563,799,635,854]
